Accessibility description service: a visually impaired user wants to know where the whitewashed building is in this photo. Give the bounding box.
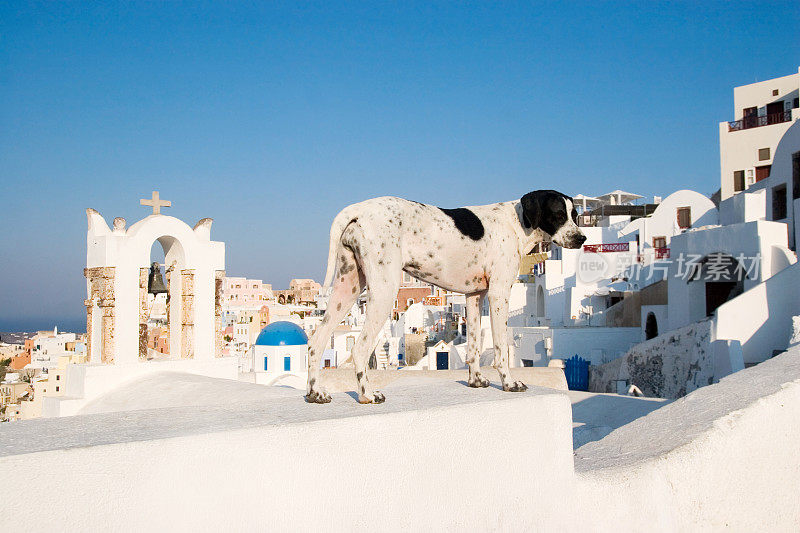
[250,321,309,388]
[29,327,77,370]
[719,67,799,201]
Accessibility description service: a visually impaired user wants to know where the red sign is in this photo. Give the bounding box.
[655,247,670,259]
[423,296,444,306]
[583,243,629,253]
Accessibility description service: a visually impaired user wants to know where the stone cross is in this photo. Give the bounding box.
[140,191,171,215]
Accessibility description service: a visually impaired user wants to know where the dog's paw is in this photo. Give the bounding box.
[305,389,332,404]
[503,381,528,392]
[358,391,386,404]
[468,374,490,388]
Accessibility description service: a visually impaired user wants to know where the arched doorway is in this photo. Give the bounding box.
[536,285,545,317]
[693,252,745,316]
[645,312,658,340]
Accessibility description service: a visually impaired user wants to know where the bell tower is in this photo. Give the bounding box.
[84,192,226,365]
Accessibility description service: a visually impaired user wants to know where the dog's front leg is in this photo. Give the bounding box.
[488,286,527,392]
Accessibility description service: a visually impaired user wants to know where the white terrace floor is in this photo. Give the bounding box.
[66,368,664,451]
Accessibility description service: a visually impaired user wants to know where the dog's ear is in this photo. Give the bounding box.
[520,191,542,229]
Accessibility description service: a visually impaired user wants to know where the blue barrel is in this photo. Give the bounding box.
[564,355,589,391]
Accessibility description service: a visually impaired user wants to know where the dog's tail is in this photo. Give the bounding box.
[321,205,359,293]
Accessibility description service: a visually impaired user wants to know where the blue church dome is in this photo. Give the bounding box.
[254,321,309,346]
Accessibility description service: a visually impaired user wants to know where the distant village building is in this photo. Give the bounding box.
[274,279,321,305]
[222,277,273,307]
[28,327,85,370]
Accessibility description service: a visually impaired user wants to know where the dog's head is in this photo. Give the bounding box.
[520,190,587,249]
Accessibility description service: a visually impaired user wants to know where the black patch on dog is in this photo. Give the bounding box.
[439,208,484,240]
[520,190,573,237]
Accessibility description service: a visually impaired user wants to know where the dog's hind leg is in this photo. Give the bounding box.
[305,244,365,404]
[351,277,399,403]
[465,291,490,387]
[349,255,401,403]
[487,284,527,392]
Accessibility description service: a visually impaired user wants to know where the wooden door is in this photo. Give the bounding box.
[767,101,784,124]
[436,352,449,370]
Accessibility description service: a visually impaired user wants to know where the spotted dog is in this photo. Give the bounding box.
[305,190,587,404]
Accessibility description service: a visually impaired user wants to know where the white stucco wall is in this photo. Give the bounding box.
[713,260,800,364]
[251,343,308,386]
[41,357,238,417]
[719,187,766,225]
[619,189,718,259]
[762,119,800,248]
[510,326,640,366]
[0,381,576,531]
[575,349,800,530]
[667,220,791,331]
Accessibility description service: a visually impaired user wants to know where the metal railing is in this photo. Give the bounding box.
[728,110,792,132]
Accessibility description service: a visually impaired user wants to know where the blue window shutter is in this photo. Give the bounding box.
[284,356,291,371]
[264,357,268,371]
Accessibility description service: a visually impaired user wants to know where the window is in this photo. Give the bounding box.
[773,89,780,96]
[677,207,691,229]
[733,170,745,192]
[758,147,770,161]
[324,359,331,368]
[756,165,771,182]
[653,236,667,249]
[793,152,800,200]
[55,386,59,392]
[263,357,268,371]
[406,298,415,307]
[346,336,355,351]
[56,375,60,381]
[284,356,291,371]
[773,185,787,220]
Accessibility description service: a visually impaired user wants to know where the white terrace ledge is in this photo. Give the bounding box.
[2,349,800,531]
[0,378,575,531]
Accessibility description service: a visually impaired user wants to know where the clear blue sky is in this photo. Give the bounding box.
[1,1,799,332]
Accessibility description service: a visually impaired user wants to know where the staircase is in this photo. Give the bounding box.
[373,320,392,369]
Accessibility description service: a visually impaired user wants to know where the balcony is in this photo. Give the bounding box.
[728,110,792,132]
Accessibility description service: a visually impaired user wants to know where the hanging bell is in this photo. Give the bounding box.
[147,262,168,295]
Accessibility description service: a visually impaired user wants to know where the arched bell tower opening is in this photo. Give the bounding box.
[140,236,188,360]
